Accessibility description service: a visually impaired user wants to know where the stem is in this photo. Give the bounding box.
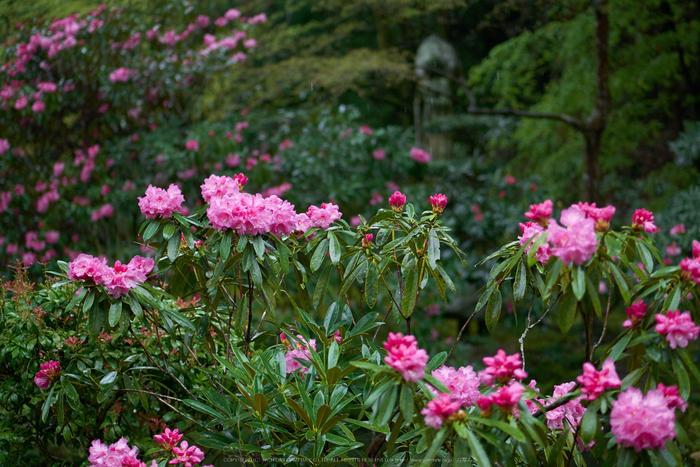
[244,271,254,356]
[591,282,613,356]
[446,308,478,361]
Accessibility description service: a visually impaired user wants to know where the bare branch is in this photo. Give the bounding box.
[421,66,585,131]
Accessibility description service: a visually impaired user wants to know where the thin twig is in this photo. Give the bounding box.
[519,292,562,369]
[591,283,613,356]
[156,396,215,433]
[446,308,478,361]
[244,271,254,356]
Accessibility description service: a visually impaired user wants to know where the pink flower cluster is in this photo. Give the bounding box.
[421,392,461,429]
[88,431,212,467]
[610,387,676,451]
[622,300,648,328]
[280,333,316,375]
[679,240,700,283]
[524,199,552,226]
[388,191,406,213]
[34,360,60,389]
[654,310,700,349]
[577,202,616,232]
[478,349,527,386]
[476,382,524,417]
[518,222,551,264]
[409,147,430,164]
[576,358,621,400]
[109,67,136,83]
[383,333,429,382]
[138,184,185,219]
[631,208,657,233]
[204,174,341,236]
[430,365,481,407]
[68,254,154,298]
[656,383,687,412]
[541,382,586,430]
[430,193,447,214]
[547,205,599,266]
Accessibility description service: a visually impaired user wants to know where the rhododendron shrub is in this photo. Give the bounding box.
[0,1,263,271]
[5,179,700,465]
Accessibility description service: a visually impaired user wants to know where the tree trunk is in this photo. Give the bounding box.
[583,130,602,203]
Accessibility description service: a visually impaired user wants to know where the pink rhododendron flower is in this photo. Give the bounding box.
[14,95,27,109]
[372,148,386,160]
[518,222,551,264]
[680,257,700,283]
[544,381,586,430]
[214,17,228,27]
[576,358,621,400]
[479,349,527,386]
[547,205,598,266]
[34,360,61,389]
[656,383,687,412]
[31,100,45,112]
[154,428,183,451]
[430,193,447,214]
[195,15,210,28]
[37,82,57,93]
[185,139,199,151]
[46,230,60,244]
[577,202,616,232]
[248,13,268,24]
[670,224,686,235]
[610,387,675,451]
[631,208,657,233]
[524,199,552,226]
[359,125,373,135]
[200,174,239,202]
[430,365,481,407]
[622,300,648,328]
[233,173,248,190]
[654,310,700,349]
[68,254,110,283]
[478,382,525,417]
[307,203,342,229]
[225,8,241,20]
[138,184,185,219]
[0,139,10,154]
[410,147,430,164]
[389,191,406,213]
[666,242,681,256]
[383,332,429,382]
[505,174,516,185]
[109,67,134,83]
[421,392,460,429]
[278,139,294,151]
[226,153,240,167]
[282,334,317,374]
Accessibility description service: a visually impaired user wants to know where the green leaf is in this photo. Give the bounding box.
[108,300,123,328]
[426,351,447,373]
[365,261,379,308]
[129,296,143,319]
[586,275,602,319]
[399,385,414,423]
[477,418,527,443]
[161,308,196,332]
[572,266,586,301]
[82,290,95,315]
[664,286,681,314]
[237,234,248,252]
[65,287,88,312]
[310,239,329,273]
[514,261,527,301]
[421,427,447,465]
[636,242,654,275]
[401,266,419,318]
[163,222,177,240]
[183,399,224,420]
[346,312,381,338]
[464,429,491,467]
[328,231,341,265]
[41,385,56,422]
[313,266,332,310]
[323,302,340,331]
[427,229,440,270]
[608,333,632,362]
[485,288,502,332]
[671,353,690,400]
[557,290,578,334]
[252,235,265,259]
[610,263,631,306]
[220,231,232,261]
[375,384,398,426]
[605,235,622,257]
[167,231,180,262]
[617,448,637,467]
[327,341,339,369]
[62,380,79,402]
[100,371,118,387]
[580,406,599,444]
[143,220,160,242]
[475,283,497,314]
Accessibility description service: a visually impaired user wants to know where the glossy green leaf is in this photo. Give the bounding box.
[485,288,502,331]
